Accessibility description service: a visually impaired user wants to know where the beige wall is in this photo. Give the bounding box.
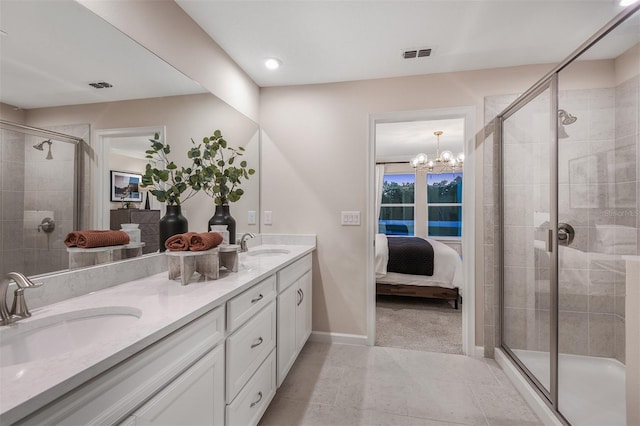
[615,43,640,85]
[77,0,260,123]
[260,60,619,342]
[0,103,26,123]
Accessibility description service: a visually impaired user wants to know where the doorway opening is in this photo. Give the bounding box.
[93,126,165,230]
[367,107,475,356]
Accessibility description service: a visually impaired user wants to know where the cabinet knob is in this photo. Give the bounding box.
[251,294,264,304]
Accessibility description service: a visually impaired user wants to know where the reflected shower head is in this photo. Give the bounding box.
[33,139,51,151]
[558,109,577,125]
[33,139,52,151]
[32,139,53,159]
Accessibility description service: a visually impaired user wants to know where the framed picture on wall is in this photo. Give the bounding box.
[110,170,143,202]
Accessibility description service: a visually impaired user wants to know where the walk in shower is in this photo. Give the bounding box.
[497,5,639,425]
[0,121,85,277]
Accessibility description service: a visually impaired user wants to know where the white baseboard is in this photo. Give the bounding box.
[495,348,562,426]
[309,331,368,346]
[474,346,485,358]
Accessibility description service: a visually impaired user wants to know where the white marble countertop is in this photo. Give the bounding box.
[0,242,315,424]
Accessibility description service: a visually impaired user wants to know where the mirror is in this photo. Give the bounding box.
[0,0,260,277]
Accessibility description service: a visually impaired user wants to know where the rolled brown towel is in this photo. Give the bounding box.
[65,230,130,248]
[189,232,223,251]
[64,232,80,247]
[165,232,197,251]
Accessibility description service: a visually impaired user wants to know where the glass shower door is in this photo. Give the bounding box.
[554,10,639,420]
[501,83,554,396]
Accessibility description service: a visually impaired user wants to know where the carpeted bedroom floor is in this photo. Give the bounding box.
[375,295,463,354]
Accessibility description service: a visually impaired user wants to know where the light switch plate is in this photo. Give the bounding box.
[264,210,273,225]
[341,211,360,226]
[248,211,256,225]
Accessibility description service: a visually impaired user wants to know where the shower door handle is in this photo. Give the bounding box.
[557,223,575,246]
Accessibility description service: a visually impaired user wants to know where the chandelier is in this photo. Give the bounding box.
[410,131,464,173]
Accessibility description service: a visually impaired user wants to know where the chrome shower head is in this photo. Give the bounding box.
[33,139,51,151]
[558,109,577,125]
[33,140,53,159]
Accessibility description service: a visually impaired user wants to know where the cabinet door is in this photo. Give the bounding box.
[295,270,313,349]
[128,344,224,426]
[276,283,297,387]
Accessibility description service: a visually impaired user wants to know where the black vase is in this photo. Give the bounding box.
[159,205,188,252]
[208,204,236,244]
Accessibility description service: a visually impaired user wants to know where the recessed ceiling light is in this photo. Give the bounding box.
[265,58,281,70]
[620,0,637,6]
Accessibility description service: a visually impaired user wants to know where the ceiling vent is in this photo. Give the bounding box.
[88,81,113,89]
[403,48,432,59]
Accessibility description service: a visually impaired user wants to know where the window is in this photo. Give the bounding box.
[379,173,414,236]
[427,172,462,237]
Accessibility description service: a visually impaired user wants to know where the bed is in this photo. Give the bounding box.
[375,234,463,308]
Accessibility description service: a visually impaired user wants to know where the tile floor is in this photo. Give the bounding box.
[259,342,542,426]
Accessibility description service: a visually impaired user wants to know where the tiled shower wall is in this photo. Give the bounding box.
[0,123,89,277]
[483,76,639,363]
[0,129,27,275]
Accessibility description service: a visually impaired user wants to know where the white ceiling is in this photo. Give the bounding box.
[176,0,634,88]
[376,119,464,163]
[0,0,206,109]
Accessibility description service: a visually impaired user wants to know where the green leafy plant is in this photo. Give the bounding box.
[188,130,255,205]
[140,133,200,205]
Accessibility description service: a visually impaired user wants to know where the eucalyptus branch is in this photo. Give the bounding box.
[140,133,199,206]
[188,129,255,206]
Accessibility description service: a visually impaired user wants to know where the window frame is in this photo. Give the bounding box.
[379,172,416,236]
[426,172,463,240]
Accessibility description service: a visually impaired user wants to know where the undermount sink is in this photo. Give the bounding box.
[0,306,141,367]
[246,248,290,257]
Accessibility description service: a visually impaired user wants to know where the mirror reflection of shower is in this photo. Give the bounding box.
[558,109,578,139]
[33,139,53,159]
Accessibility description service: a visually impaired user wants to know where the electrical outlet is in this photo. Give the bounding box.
[248,210,256,225]
[341,211,360,226]
[264,210,273,225]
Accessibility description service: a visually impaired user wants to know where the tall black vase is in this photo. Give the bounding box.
[208,204,236,244]
[159,205,188,252]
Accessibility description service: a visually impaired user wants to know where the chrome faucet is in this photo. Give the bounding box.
[0,272,42,326]
[239,233,256,252]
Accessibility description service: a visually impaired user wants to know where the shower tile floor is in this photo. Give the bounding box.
[260,342,542,425]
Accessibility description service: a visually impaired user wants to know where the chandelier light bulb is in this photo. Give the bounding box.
[410,130,463,173]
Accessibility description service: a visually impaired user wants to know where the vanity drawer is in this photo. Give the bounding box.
[276,254,312,293]
[226,301,276,403]
[226,349,276,426]
[227,275,276,332]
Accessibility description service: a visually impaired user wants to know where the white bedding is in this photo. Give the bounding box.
[375,234,463,291]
